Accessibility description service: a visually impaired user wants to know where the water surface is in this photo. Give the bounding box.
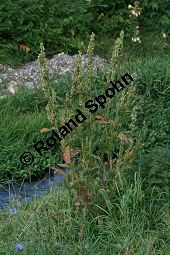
[0,173,65,210]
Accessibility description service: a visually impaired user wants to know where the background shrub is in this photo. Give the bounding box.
[0,0,169,66]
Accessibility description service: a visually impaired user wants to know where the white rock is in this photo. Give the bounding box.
[24,81,34,89]
[2,73,7,79]
[58,52,64,56]
[0,64,4,71]
[0,78,2,84]
[8,81,17,94]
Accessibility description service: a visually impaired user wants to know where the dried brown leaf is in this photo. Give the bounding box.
[96,120,111,124]
[63,145,71,164]
[40,128,50,133]
[127,150,133,157]
[20,44,30,53]
[117,133,130,143]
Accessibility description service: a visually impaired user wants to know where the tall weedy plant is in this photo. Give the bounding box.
[38,43,57,128]
[37,32,144,213]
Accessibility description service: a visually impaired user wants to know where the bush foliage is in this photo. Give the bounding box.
[0,0,169,65]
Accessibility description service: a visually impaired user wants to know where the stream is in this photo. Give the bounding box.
[0,172,65,210]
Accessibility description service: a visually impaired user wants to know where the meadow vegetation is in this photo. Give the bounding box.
[0,1,170,254]
[0,31,169,254]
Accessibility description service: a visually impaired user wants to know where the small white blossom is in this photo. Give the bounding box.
[136,37,141,43]
[132,10,136,16]
[163,33,166,38]
[128,4,133,9]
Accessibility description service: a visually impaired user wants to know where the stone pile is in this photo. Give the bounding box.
[0,53,107,97]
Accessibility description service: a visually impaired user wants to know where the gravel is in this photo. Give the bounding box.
[0,53,107,96]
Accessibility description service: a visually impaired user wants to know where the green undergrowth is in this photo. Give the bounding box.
[0,0,169,67]
[0,53,169,187]
[0,175,169,254]
[0,32,170,255]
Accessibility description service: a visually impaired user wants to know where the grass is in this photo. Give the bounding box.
[0,175,170,254]
[0,32,170,254]
[0,87,63,184]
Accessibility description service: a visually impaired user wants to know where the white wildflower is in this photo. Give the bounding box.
[128,4,133,9]
[132,10,136,16]
[136,37,141,43]
[163,33,166,38]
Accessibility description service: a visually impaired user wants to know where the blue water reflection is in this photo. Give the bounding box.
[0,172,65,210]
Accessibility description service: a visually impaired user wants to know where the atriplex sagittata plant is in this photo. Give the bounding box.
[37,31,145,211]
